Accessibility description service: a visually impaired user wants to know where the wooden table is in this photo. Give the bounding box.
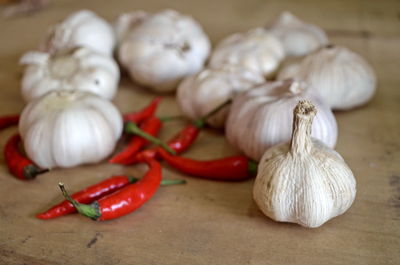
[0,0,399,264]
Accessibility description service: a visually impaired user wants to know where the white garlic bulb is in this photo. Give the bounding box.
[209,28,285,78]
[19,90,123,168]
[177,66,264,128]
[226,80,337,161]
[117,9,211,92]
[267,11,328,57]
[253,100,356,228]
[20,47,120,102]
[40,10,115,56]
[277,45,377,110]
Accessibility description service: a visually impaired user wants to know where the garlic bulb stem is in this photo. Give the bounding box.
[290,101,316,154]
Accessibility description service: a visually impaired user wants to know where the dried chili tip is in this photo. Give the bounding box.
[4,133,49,180]
[23,165,49,180]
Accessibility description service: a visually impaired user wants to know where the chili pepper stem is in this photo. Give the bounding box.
[128,176,186,185]
[193,99,232,128]
[125,122,176,155]
[248,160,258,175]
[59,183,100,220]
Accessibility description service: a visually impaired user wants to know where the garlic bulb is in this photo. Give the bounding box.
[40,10,115,56]
[177,66,264,128]
[226,80,337,161]
[20,47,120,102]
[267,11,328,57]
[209,28,285,78]
[277,45,377,110]
[117,9,211,92]
[253,100,356,228]
[19,90,123,168]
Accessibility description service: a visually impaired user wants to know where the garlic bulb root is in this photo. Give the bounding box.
[253,100,356,228]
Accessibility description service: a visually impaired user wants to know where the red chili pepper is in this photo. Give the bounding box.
[37,175,185,220]
[157,148,257,181]
[4,134,48,180]
[133,123,201,162]
[129,99,233,164]
[60,158,163,221]
[109,117,162,165]
[123,97,162,124]
[0,114,19,130]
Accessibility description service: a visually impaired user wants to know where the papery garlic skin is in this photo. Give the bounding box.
[278,45,376,110]
[226,80,337,161]
[117,9,211,92]
[276,59,302,80]
[177,66,264,128]
[40,10,115,56]
[267,11,328,57]
[209,28,285,78]
[20,47,120,102]
[253,101,356,228]
[19,90,123,168]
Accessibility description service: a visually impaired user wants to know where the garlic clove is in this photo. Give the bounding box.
[40,10,116,56]
[267,11,328,57]
[277,45,377,110]
[20,47,120,102]
[19,90,123,169]
[177,65,265,128]
[226,79,337,161]
[209,28,285,78]
[253,100,356,228]
[114,11,149,44]
[117,9,211,92]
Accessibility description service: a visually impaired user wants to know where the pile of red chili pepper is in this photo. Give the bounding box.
[1,97,257,221]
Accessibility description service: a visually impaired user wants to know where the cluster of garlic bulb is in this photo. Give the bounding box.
[177,66,264,128]
[176,11,335,129]
[226,80,337,161]
[277,45,376,110]
[116,9,211,92]
[19,10,123,168]
[253,100,356,228]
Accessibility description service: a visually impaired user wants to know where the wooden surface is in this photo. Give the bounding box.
[0,0,399,264]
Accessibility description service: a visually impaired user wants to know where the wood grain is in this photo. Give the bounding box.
[0,0,399,264]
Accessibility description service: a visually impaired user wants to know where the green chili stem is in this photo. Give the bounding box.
[248,160,258,175]
[128,176,186,185]
[158,115,185,122]
[125,122,176,155]
[58,183,100,220]
[193,99,232,128]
